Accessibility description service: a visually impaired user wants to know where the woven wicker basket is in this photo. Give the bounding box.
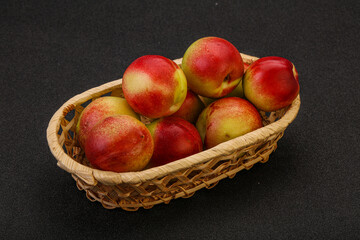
[46,53,300,211]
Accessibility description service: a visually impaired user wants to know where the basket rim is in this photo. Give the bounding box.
[46,53,301,185]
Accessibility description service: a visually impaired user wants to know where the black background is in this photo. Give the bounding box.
[1,0,359,239]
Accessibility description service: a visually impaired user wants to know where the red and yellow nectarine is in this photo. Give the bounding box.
[122,55,187,118]
[182,37,244,98]
[147,117,203,167]
[85,115,154,173]
[196,97,263,149]
[243,56,299,112]
[76,96,139,149]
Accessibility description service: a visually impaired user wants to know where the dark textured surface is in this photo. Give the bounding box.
[1,0,359,239]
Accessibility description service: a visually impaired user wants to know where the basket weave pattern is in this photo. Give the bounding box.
[47,54,300,211]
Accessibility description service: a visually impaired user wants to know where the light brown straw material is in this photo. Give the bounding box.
[47,53,301,210]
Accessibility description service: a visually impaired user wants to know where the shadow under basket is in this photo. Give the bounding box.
[46,53,301,211]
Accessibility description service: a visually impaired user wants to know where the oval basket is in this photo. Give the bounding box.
[46,53,300,211]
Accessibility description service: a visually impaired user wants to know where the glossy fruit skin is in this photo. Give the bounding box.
[243,56,299,112]
[182,37,244,98]
[147,117,203,167]
[196,97,263,149]
[196,60,250,105]
[122,55,187,118]
[76,96,139,149]
[170,89,205,123]
[85,115,154,173]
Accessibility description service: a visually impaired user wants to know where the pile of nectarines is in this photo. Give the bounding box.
[76,37,300,173]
